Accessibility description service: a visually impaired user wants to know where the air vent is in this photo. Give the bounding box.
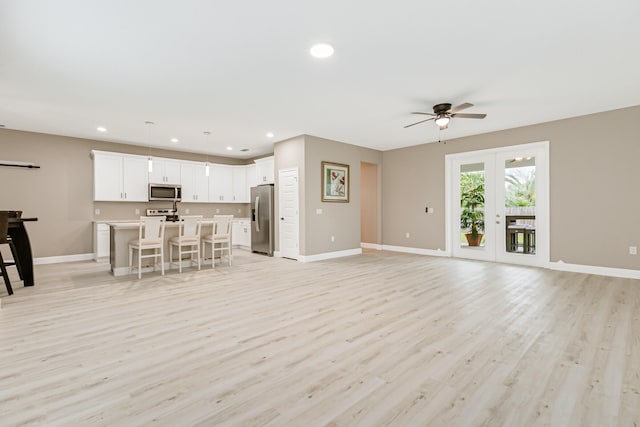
[240,148,249,152]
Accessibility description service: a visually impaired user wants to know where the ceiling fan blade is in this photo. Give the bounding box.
[451,113,487,119]
[448,103,474,114]
[404,118,435,128]
[410,112,436,116]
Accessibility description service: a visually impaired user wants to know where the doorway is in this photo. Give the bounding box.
[446,142,549,267]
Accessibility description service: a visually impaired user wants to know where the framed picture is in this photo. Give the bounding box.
[321,161,350,202]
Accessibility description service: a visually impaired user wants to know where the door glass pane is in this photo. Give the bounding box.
[460,163,486,248]
[504,157,536,254]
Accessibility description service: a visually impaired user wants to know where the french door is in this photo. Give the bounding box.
[447,142,548,267]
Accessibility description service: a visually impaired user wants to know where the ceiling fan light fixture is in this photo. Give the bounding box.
[435,115,450,127]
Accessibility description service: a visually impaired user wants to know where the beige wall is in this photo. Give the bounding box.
[382,105,640,270]
[0,129,252,258]
[304,135,382,256]
[274,135,382,256]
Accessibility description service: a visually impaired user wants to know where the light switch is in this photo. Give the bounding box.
[95,208,100,215]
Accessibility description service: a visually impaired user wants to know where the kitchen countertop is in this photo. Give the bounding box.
[94,217,250,224]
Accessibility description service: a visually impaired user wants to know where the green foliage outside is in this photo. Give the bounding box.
[460,172,485,238]
[505,167,535,207]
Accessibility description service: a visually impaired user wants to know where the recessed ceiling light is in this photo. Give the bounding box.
[226,146,233,151]
[97,126,107,132]
[266,132,274,138]
[310,43,334,59]
[170,138,179,143]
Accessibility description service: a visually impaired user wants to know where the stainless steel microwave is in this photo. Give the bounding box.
[148,184,182,201]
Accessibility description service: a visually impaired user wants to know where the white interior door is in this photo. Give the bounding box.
[278,168,299,260]
[448,142,549,267]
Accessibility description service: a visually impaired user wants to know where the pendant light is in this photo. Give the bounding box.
[145,121,155,173]
[204,131,211,176]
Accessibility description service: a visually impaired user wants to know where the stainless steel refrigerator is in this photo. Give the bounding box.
[251,184,274,256]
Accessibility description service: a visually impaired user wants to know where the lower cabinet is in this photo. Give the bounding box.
[232,219,251,249]
[94,223,110,261]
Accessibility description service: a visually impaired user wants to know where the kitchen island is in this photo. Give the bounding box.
[108,220,216,276]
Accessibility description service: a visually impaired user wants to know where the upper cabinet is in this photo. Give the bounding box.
[255,156,274,184]
[181,162,209,203]
[149,158,181,184]
[93,151,149,202]
[209,164,234,202]
[93,150,270,204]
[246,163,257,191]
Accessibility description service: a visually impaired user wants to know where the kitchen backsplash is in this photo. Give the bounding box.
[93,201,250,220]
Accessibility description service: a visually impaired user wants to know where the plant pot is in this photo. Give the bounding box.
[465,233,484,247]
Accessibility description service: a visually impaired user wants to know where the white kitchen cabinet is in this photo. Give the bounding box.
[209,164,234,202]
[93,151,149,201]
[93,223,110,261]
[232,166,248,202]
[246,163,257,192]
[232,219,251,249]
[255,156,274,184]
[149,158,181,184]
[180,162,209,202]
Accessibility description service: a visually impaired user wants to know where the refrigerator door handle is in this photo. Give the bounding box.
[255,195,260,232]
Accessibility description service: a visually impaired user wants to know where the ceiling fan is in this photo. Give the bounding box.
[404,102,486,130]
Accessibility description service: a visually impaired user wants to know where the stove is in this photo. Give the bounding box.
[146,208,179,222]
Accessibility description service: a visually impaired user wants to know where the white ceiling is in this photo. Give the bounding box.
[1,0,639,158]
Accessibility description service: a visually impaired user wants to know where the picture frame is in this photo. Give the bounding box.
[321,161,350,203]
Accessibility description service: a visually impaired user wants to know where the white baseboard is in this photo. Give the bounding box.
[548,260,640,280]
[298,248,362,263]
[34,253,94,265]
[361,243,383,250]
[381,245,450,257]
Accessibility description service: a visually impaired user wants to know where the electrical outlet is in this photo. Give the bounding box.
[185,208,190,214]
[630,246,637,255]
[135,208,140,215]
[95,208,100,215]
[405,232,410,238]
[237,209,241,213]
[331,235,335,242]
[216,208,220,214]
[428,207,434,213]
[316,208,323,215]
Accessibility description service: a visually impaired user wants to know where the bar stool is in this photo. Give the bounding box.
[0,211,20,295]
[169,215,202,272]
[0,210,23,280]
[129,216,166,279]
[202,215,233,268]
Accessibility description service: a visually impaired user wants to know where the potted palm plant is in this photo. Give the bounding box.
[460,183,485,246]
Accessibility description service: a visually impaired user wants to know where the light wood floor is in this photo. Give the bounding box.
[1,250,638,426]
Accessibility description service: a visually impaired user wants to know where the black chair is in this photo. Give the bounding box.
[0,211,15,295]
[1,211,24,280]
